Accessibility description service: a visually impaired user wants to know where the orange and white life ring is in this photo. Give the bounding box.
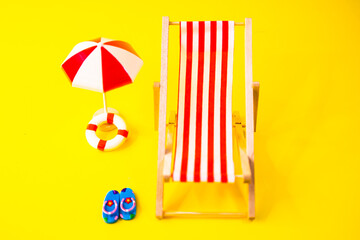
[85,113,128,151]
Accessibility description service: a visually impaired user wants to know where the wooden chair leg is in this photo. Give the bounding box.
[156,16,170,219]
[248,160,255,220]
[156,173,164,219]
[245,18,255,220]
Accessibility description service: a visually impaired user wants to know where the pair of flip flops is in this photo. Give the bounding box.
[102,188,136,224]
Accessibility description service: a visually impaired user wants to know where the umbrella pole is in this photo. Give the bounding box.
[103,92,107,113]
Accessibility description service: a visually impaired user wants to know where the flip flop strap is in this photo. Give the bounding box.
[103,200,118,215]
[120,198,136,212]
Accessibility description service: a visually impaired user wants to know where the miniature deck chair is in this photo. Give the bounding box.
[154,17,259,219]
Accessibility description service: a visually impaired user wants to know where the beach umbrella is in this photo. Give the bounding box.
[61,37,143,112]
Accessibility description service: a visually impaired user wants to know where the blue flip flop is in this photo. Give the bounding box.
[119,188,136,220]
[102,190,120,224]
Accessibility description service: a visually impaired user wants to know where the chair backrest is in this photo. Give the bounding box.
[173,21,235,183]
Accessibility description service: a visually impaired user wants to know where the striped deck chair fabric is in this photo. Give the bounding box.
[173,21,235,183]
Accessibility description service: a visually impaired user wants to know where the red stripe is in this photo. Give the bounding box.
[97,140,106,151]
[194,21,205,182]
[101,47,133,92]
[107,113,114,124]
[207,21,217,182]
[220,21,229,183]
[86,124,98,131]
[180,22,193,182]
[118,129,128,138]
[62,46,97,82]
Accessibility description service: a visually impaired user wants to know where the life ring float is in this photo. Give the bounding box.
[85,113,128,151]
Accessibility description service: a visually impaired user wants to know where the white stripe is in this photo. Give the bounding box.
[173,22,187,181]
[62,41,97,64]
[200,21,211,182]
[213,21,223,182]
[72,46,104,92]
[226,21,235,182]
[186,21,199,182]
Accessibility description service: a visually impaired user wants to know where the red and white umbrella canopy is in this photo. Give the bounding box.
[61,38,143,92]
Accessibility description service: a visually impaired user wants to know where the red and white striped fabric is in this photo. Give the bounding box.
[62,38,143,92]
[173,21,235,183]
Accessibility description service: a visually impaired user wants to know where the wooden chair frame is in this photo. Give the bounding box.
[154,16,259,219]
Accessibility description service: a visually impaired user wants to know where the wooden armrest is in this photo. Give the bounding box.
[233,112,252,183]
[154,82,160,131]
[163,111,176,182]
[252,82,259,132]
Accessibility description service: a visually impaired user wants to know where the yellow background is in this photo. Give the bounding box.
[1,0,359,239]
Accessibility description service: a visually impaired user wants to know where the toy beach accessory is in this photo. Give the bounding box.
[86,112,128,151]
[61,38,143,151]
[102,190,120,224]
[119,188,136,220]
